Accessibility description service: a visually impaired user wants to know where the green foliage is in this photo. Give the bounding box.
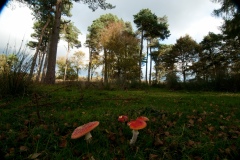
[170,35,200,83]
[56,57,77,80]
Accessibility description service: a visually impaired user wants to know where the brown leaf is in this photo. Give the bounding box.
[149,154,158,159]
[219,126,225,130]
[164,131,170,136]
[28,153,41,159]
[188,140,195,146]
[19,146,28,152]
[166,121,174,127]
[225,148,231,154]
[194,156,202,160]
[189,119,194,125]
[59,138,67,148]
[197,118,203,123]
[24,119,30,125]
[208,126,215,132]
[154,135,164,146]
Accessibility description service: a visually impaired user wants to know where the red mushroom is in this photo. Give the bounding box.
[127,119,147,145]
[118,115,128,123]
[71,121,99,143]
[136,116,149,122]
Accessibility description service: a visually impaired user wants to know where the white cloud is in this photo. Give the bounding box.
[0,6,34,52]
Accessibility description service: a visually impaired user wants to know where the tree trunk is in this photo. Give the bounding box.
[28,17,50,81]
[149,47,152,85]
[87,47,92,82]
[139,29,144,83]
[35,49,46,82]
[104,48,108,85]
[41,42,50,83]
[64,42,70,81]
[44,0,62,84]
[145,39,149,84]
[155,66,158,83]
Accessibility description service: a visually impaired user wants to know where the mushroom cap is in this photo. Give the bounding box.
[136,116,149,122]
[118,115,128,122]
[127,119,147,130]
[71,121,99,139]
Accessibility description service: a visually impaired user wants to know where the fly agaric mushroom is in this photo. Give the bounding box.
[71,121,99,143]
[127,119,147,145]
[136,116,149,122]
[118,115,128,123]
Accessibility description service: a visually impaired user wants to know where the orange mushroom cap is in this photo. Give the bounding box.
[71,121,99,139]
[136,116,149,122]
[127,119,147,130]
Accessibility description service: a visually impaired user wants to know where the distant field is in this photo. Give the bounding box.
[1,84,240,159]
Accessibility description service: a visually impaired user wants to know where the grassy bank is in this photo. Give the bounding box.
[1,84,240,159]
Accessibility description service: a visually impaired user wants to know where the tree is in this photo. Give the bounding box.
[133,9,170,83]
[133,9,158,82]
[61,21,81,81]
[151,44,173,83]
[27,18,52,82]
[100,21,139,83]
[13,0,115,84]
[170,35,200,83]
[71,50,85,81]
[193,32,224,81]
[86,13,119,85]
[56,56,76,80]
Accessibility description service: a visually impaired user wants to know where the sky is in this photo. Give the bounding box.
[0,0,223,67]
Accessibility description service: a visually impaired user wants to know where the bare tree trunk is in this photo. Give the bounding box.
[44,0,62,84]
[35,50,45,82]
[149,47,152,85]
[41,43,50,83]
[155,66,158,83]
[28,17,50,81]
[145,39,149,84]
[104,48,108,85]
[63,42,70,81]
[87,47,92,82]
[139,30,144,83]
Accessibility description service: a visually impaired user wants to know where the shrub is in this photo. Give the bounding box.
[0,48,32,97]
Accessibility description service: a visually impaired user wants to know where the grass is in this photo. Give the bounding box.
[0,84,240,159]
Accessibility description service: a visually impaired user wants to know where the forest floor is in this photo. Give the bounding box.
[1,83,240,159]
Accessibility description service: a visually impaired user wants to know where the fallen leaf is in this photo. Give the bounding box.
[149,154,158,159]
[189,119,194,125]
[197,118,202,123]
[188,140,195,146]
[225,148,231,154]
[28,152,41,159]
[154,135,164,146]
[208,126,215,132]
[59,138,67,148]
[164,131,170,136]
[220,126,225,130]
[19,146,28,152]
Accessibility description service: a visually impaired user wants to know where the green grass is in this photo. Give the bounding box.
[1,84,240,159]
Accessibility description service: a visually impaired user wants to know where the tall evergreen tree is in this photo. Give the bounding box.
[12,0,115,84]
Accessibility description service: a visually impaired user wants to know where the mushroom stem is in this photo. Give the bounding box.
[84,132,92,142]
[130,130,139,145]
